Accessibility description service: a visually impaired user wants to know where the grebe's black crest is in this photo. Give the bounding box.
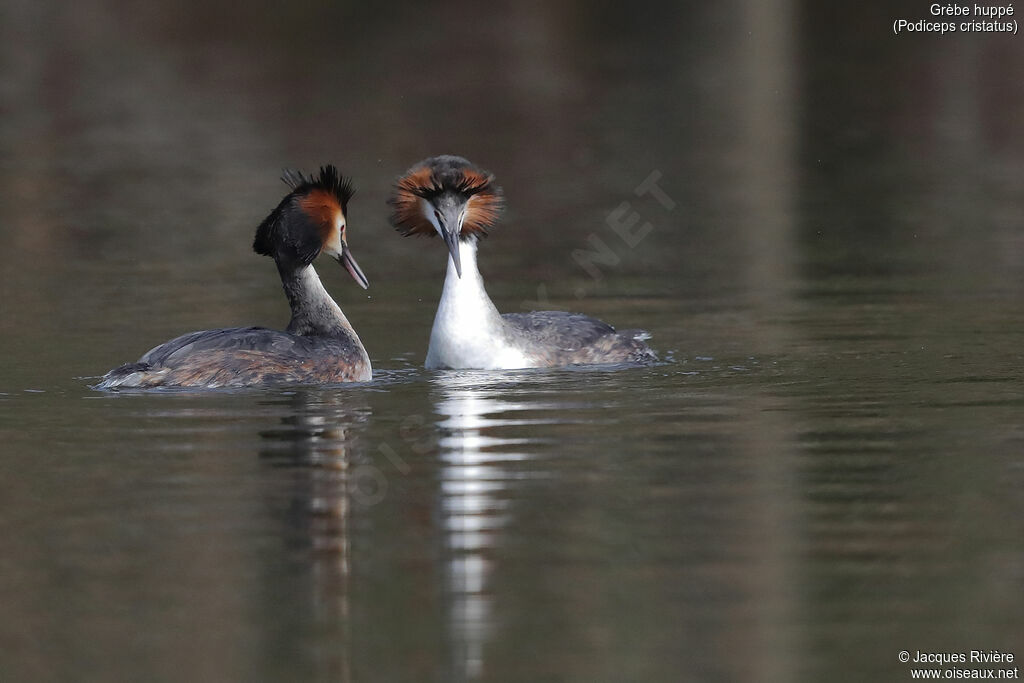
[281,164,355,209]
[389,155,504,240]
[254,164,355,265]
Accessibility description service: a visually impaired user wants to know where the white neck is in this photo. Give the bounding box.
[425,240,531,370]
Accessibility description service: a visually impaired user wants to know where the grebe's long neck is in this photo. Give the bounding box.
[435,239,504,334]
[279,262,360,340]
[426,240,530,369]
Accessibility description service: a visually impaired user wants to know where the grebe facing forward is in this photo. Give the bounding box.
[389,155,656,370]
[96,165,372,389]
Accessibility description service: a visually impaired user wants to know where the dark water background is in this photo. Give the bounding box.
[1,1,1023,681]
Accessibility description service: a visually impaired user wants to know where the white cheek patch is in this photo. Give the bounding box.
[422,199,444,238]
[323,213,345,257]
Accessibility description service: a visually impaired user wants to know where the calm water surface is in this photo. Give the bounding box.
[2,1,1023,681]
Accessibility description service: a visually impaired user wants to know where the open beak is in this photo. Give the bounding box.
[336,241,369,289]
[438,205,464,278]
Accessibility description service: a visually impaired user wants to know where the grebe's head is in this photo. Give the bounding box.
[388,155,503,278]
[254,165,368,289]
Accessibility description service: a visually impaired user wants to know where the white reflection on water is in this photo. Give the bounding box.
[431,371,544,681]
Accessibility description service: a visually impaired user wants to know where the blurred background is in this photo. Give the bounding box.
[1,1,1023,681]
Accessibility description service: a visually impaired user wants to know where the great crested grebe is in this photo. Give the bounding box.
[389,155,656,370]
[96,165,372,389]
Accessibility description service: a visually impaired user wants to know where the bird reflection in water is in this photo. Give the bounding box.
[432,371,541,680]
[258,390,371,683]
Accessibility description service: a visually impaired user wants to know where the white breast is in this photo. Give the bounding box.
[425,241,534,370]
